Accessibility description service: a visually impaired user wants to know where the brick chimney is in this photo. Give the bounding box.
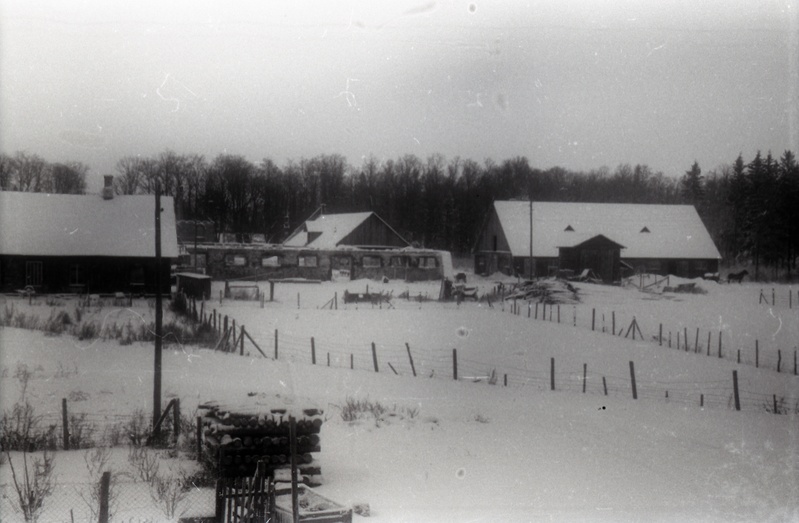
[102,175,114,200]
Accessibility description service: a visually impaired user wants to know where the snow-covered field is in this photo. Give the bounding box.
[1,275,797,522]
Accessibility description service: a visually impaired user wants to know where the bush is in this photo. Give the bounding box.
[1,402,58,452]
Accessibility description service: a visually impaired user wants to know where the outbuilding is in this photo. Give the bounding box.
[473,201,721,281]
[0,183,178,295]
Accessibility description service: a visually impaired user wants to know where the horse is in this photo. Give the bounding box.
[727,269,749,284]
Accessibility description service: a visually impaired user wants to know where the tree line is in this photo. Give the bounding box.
[1,148,797,278]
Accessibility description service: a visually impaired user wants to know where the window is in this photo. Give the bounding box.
[130,264,145,284]
[389,256,407,268]
[224,254,247,267]
[25,261,43,286]
[69,264,84,285]
[298,255,318,267]
[417,256,438,268]
[362,256,382,268]
[262,255,282,268]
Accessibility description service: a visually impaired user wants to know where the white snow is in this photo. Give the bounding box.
[1,275,797,522]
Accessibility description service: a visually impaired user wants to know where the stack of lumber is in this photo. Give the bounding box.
[199,400,324,483]
[503,278,580,304]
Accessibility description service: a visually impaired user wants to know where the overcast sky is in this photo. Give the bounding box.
[1,1,797,188]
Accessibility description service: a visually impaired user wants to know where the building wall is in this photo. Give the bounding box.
[473,209,511,253]
[623,258,719,278]
[0,255,172,294]
[193,245,448,282]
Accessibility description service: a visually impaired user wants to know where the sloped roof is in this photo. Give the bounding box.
[493,201,721,259]
[0,191,179,258]
[283,212,408,249]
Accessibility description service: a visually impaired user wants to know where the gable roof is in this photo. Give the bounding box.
[283,212,408,249]
[0,191,179,258]
[492,201,721,260]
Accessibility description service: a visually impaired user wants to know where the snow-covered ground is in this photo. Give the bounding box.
[1,275,797,522]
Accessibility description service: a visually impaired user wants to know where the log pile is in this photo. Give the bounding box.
[199,401,324,483]
[503,279,580,304]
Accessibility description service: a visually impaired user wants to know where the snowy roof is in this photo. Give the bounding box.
[493,201,721,260]
[283,212,408,249]
[0,191,179,258]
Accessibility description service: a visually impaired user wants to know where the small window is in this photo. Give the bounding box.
[262,255,282,268]
[362,256,382,268]
[640,226,650,233]
[564,225,574,232]
[130,264,145,284]
[298,255,318,267]
[389,256,407,268]
[225,254,247,267]
[69,264,84,285]
[417,256,438,268]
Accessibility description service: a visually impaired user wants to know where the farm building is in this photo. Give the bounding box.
[180,211,452,282]
[283,211,409,249]
[0,184,178,294]
[473,201,721,282]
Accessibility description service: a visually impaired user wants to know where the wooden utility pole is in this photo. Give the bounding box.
[528,199,534,280]
[153,181,163,436]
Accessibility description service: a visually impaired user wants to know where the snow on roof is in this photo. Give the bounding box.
[283,212,374,248]
[0,191,179,258]
[493,201,721,259]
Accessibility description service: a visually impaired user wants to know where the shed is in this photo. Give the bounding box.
[175,272,212,300]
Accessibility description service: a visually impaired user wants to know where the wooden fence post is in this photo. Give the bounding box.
[274,330,279,360]
[173,398,180,447]
[62,398,70,450]
[311,337,316,365]
[550,358,555,391]
[629,361,637,400]
[98,471,111,523]
[706,331,711,357]
[582,364,587,393]
[452,349,458,380]
[327,352,330,367]
[684,327,689,352]
[406,343,417,377]
[504,374,508,387]
[289,417,299,523]
[756,340,759,367]
[773,395,779,414]
[732,370,740,411]
[612,311,615,336]
[602,376,607,396]
[350,354,354,370]
[794,350,797,376]
[196,416,203,460]
[592,309,596,331]
[557,305,560,323]
[659,324,662,346]
[371,342,379,372]
[269,280,275,302]
[695,328,700,354]
[388,362,398,375]
[240,326,245,356]
[777,350,781,372]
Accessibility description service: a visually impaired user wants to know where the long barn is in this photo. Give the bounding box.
[0,182,178,295]
[473,201,721,282]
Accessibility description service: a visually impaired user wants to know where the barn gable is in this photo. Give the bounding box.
[283,212,409,249]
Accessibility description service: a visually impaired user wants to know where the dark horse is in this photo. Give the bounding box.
[727,269,749,284]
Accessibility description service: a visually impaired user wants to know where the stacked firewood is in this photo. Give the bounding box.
[503,279,580,304]
[200,402,324,482]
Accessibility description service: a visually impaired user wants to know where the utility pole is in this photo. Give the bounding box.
[153,181,163,436]
[529,198,533,280]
